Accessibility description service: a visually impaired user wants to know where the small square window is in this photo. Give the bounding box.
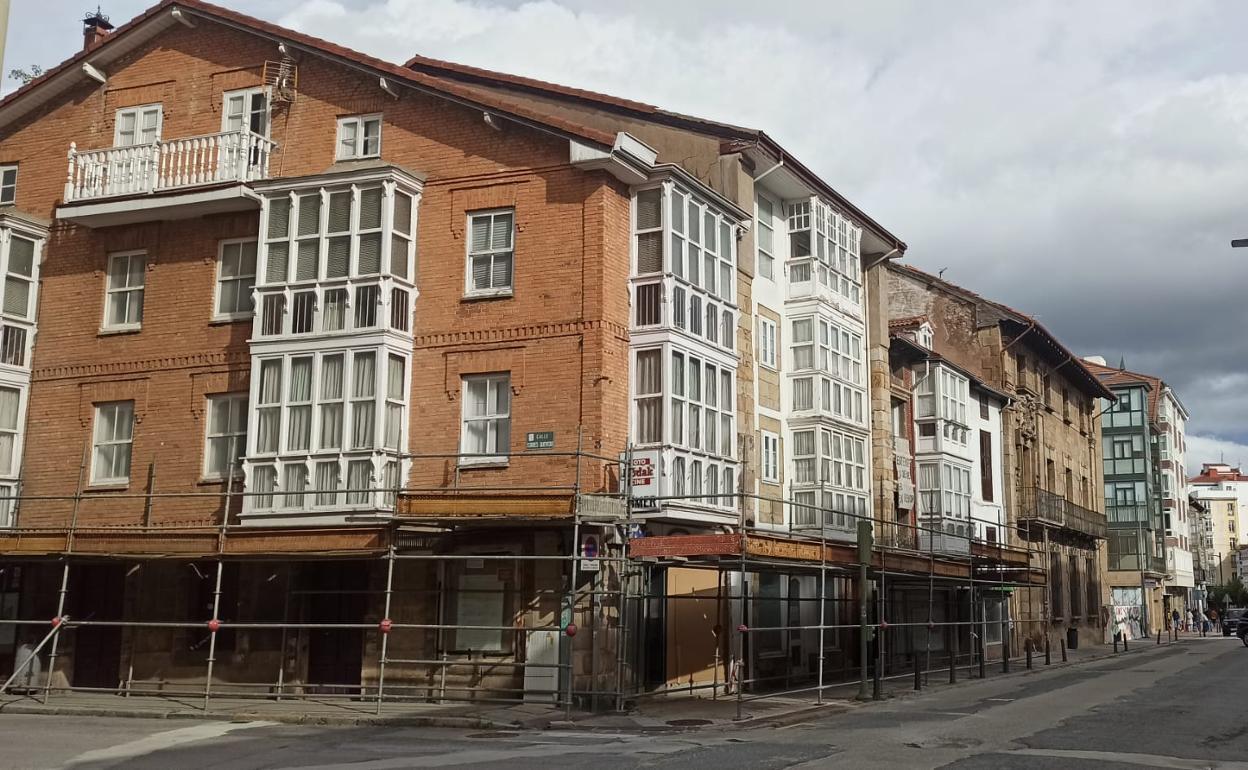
[336,115,382,160]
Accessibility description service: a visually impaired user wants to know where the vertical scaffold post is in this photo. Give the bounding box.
[816,523,826,705]
[376,545,396,715]
[41,562,70,704]
[202,558,224,711]
[857,520,871,701]
[45,442,88,704]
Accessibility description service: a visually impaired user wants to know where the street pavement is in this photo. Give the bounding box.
[3,635,1246,769]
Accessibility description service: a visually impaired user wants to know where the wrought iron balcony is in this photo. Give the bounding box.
[63,130,276,202]
[1018,487,1107,540]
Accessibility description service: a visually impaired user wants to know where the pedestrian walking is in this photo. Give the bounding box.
[1172,609,1181,633]
[1211,608,1220,634]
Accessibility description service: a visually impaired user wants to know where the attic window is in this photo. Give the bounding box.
[916,323,934,349]
[337,115,382,160]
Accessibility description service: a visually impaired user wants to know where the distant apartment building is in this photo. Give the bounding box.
[1190,463,1248,587]
[1084,359,1192,632]
[885,265,1113,650]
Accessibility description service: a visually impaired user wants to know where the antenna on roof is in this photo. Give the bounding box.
[1119,356,1126,370]
[938,267,947,279]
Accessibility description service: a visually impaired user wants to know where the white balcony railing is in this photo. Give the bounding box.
[64,130,276,202]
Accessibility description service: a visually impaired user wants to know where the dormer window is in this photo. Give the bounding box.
[916,322,934,349]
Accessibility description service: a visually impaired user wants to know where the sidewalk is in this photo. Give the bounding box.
[0,634,1206,733]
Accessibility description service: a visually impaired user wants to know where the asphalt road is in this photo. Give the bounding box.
[4,636,1246,769]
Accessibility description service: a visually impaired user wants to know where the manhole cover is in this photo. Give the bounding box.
[666,718,713,727]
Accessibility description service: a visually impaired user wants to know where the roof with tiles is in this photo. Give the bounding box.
[0,0,619,148]
[887,263,1114,400]
[400,51,906,251]
[1082,360,1165,423]
[1190,465,1248,485]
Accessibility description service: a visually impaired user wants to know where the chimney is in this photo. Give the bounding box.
[82,7,114,51]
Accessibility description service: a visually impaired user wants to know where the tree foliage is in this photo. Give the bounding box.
[8,65,44,85]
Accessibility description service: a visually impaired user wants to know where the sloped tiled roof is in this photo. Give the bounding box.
[1082,360,1169,424]
[402,50,907,252]
[888,263,1114,400]
[0,0,618,148]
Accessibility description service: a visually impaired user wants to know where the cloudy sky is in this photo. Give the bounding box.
[6,0,1248,471]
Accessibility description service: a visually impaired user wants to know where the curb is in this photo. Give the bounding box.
[0,701,513,730]
[0,640,1199,733]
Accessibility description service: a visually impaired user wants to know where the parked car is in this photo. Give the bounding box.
[1238,618,1248,647]
[1222,607,1246,636]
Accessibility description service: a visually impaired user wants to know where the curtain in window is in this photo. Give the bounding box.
[0,387,16,474]
[388,356,405,399]
[283,463,308,507]
[353,353,376,397]
[253,465,277,508]
[352,402,376,450]
[315,461,340,506]
[323,289,347,331]
[347,460,371,504]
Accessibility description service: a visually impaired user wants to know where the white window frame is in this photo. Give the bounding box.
[756,195,775,281]
[213,239,257,321]
[761,431,780,483]
[465,208,515,297]
[102,251,146,332]
[221,87,270,137]
[0,166,16,205]
[91,401,134,486]
[460,373,511,466]
[0,386,23,478]
[758,316,777,369]
[202,393,248,480]
[113,104,163,147]
[336,114,382,160]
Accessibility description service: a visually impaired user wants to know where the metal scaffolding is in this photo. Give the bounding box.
[0,446,1093,713]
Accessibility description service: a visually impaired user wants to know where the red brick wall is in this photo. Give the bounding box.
[0,19,631,527]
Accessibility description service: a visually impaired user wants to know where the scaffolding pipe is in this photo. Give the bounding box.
[376,545,396,715]
[202,558,224,711]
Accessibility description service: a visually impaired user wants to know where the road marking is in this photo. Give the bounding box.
[66,721,274,767]
[1011,748,1248,769]
[985,698,1015,702]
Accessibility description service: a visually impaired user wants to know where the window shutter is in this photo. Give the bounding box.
[328,191,351,232]
[472,255,490,290]
[265,243,289,283]
[8,238,33,277]
[636,232,662,274]
[268,198,290,238]
[491,254,512,289]
[296,240,319,281]
[326,237,350,278]
[470,216,490,253]
[297,194,320,236]
[636,189,661,230]
[359,187,382,229]
[2,279,27,317]
[491,212,513,250]
[390,235,409,280]
[393,193,412,235]
[358,233,381,274]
